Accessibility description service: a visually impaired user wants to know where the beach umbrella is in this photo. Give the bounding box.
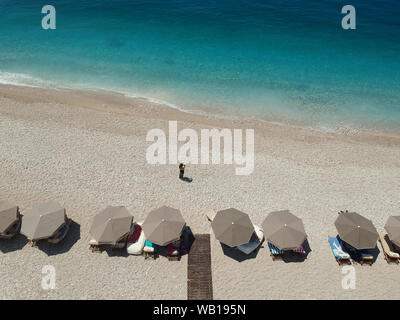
[0,201,19,234]
[211,208,254,247]
[262,210,307,250]
[90,206,133,244]
[142,206,185,246]
[21,202,66,241]
[385,216,400,247]
[335,211,378,249]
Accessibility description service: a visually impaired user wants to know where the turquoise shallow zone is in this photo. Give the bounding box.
[0,0,399,131]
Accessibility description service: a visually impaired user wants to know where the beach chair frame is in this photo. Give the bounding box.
[28,240,38,247]
[167,252,180,261]
[89,239,102,253]
[382,251,399,264]
[89,244,101,253]
[270,252,283,261]
[359,257,373,266]
[111,233,129,251]
[0,211,22,240]
[0,220,21,240]
[48,218,72,244]
[167,245,181,261]
[335,256,351,266]
[143,250,155,259]
[267,243,283,261]
[379,235,400,265]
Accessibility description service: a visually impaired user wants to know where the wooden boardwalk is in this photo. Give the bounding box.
[187,234,213,300]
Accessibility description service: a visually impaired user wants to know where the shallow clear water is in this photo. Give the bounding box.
[0,0,399,131]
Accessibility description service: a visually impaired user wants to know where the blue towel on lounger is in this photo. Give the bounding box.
[329,236,350,259]
[145,240,158,249]
[268,242,283,255]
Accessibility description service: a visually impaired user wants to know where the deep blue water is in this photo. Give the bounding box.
[0,0,399,131]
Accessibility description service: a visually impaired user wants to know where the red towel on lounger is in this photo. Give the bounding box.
[166,243,179,255]
[128,225,142,243]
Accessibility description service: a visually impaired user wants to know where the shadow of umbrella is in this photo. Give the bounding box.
[104,247,130,258]
[219,241,263,262]
[181,226,195,255]
[0,233,27,253]
[342,241,380,264]
[36,220,81,256]
[368,245,381,264]
[152,226,196,260]
[281,239,312,263]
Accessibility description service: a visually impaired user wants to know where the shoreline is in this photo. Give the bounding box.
[1,72,400,138]
[0,83,399,147]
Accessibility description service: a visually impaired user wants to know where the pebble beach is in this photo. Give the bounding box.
[0,84,400,299]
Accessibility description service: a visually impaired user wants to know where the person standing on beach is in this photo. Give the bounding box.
[179,163,185,180]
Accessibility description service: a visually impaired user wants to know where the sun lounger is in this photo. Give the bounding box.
[89,232,129,252]
[293,245,307,254]
[393,242,400,253]
[237,225,264,255]
[379,234,400,264]
[359,249,374,265]
[111,233,129,250]
[328,235,351,265]
[127,222,146,255]
[28,240,38,247]
[89,239,102,252]
[267,242,283,261]
[143,240,157,259]
[48,218,72,244]
[167,240,181,261]
[0,219,21,240]
[179,227,194,255]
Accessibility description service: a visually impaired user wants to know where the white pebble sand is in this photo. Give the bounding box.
[0,84,399,299]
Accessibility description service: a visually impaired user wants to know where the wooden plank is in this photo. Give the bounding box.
[187,234,213,300]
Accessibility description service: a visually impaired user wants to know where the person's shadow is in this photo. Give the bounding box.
[181,177,193,183]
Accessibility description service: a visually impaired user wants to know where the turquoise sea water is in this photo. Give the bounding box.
[0,0,399,131]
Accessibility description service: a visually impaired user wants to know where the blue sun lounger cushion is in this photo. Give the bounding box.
[329,236,350,259]
[145,240,157,249]
[268,242,283,255]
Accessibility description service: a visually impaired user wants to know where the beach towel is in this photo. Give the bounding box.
[127,223,146,255]
[128,224,142,243]
[293,246,306,254]
[268,242,283,255]
[167,243,179,255]
[329,236,350,259]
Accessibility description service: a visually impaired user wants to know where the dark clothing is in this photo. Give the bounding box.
[179,164,185,179]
